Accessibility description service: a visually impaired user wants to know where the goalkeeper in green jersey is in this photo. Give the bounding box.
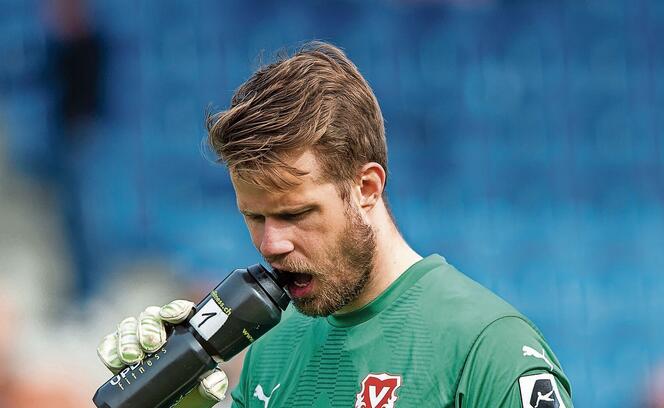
[98,42,573,408]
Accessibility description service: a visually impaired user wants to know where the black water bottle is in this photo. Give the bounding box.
[93,264,290,408]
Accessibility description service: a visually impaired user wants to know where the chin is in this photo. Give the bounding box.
[292,299,339,317]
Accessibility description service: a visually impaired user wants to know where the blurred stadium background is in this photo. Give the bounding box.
[0,0,663,406]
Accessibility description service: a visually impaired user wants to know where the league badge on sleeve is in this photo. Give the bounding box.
[518,373,566,408]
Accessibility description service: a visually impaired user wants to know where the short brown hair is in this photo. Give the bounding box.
[206,41,387,195]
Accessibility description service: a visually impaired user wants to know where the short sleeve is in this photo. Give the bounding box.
[455,316,573,408]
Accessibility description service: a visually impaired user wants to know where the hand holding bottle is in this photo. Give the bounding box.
[97,300,229,405]
[92,264,289,408]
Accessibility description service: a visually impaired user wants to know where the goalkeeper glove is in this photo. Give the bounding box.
[96,300,229,404]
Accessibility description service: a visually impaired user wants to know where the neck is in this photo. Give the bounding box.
[335,201,422,314]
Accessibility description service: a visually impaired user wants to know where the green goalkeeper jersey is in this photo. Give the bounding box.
[230,254,573,408]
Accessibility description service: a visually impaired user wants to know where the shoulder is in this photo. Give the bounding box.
[456,316,573,406]
[463,316,562,374]
[414,258,572,404]
[402,258,556,374]
[414,257,532,338]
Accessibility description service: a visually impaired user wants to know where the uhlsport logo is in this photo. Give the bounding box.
[355,373,402,408]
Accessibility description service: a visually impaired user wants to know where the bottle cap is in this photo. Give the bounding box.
[247,264,291,311]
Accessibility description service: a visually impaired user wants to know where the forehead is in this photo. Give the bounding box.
[231,150,337,211]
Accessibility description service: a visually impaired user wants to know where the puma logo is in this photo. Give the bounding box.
[522,345,554,371]
[533,390,554,407]
[253,383,281,408]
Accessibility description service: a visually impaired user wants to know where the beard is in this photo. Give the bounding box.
[273,204,377,317]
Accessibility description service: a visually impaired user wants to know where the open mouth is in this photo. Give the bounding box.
[278,270,315,299]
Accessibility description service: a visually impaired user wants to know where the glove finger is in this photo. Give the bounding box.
[159,300,195,324]
[198,368,228,402]
[138,306,167,353]
[117,316,144,364]
[97,331,124,373]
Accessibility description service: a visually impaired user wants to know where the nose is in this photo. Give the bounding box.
[258,218,295,259]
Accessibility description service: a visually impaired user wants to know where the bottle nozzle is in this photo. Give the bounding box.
[247,265,291,311]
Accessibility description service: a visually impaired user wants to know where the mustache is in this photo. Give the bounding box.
[266,256,320,276]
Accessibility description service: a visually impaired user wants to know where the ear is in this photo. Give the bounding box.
[356,162,386,211]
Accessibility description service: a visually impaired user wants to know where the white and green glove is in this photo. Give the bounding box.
[97,300,229,404]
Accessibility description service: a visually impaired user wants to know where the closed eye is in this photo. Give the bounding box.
[241,206,316,223]
[277,209,311,221]
[244,213,265,223]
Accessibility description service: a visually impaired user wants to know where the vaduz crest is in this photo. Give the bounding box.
[354,373,402,408]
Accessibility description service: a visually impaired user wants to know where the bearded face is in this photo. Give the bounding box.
[274,203,376,317]
[232,150,380,318]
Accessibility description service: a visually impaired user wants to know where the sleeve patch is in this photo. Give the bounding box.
[518,373,566,408]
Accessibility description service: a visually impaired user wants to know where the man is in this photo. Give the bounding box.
[98,42,573,407]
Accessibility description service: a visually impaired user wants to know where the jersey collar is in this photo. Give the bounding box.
[326,254,446,328]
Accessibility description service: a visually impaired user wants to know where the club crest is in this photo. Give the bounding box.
[354,373,402,408]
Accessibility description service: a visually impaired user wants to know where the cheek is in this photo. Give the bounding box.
[286,227,323,262]
[304,223,344,259]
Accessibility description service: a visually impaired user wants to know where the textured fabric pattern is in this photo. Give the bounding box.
[230,255,573,407]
